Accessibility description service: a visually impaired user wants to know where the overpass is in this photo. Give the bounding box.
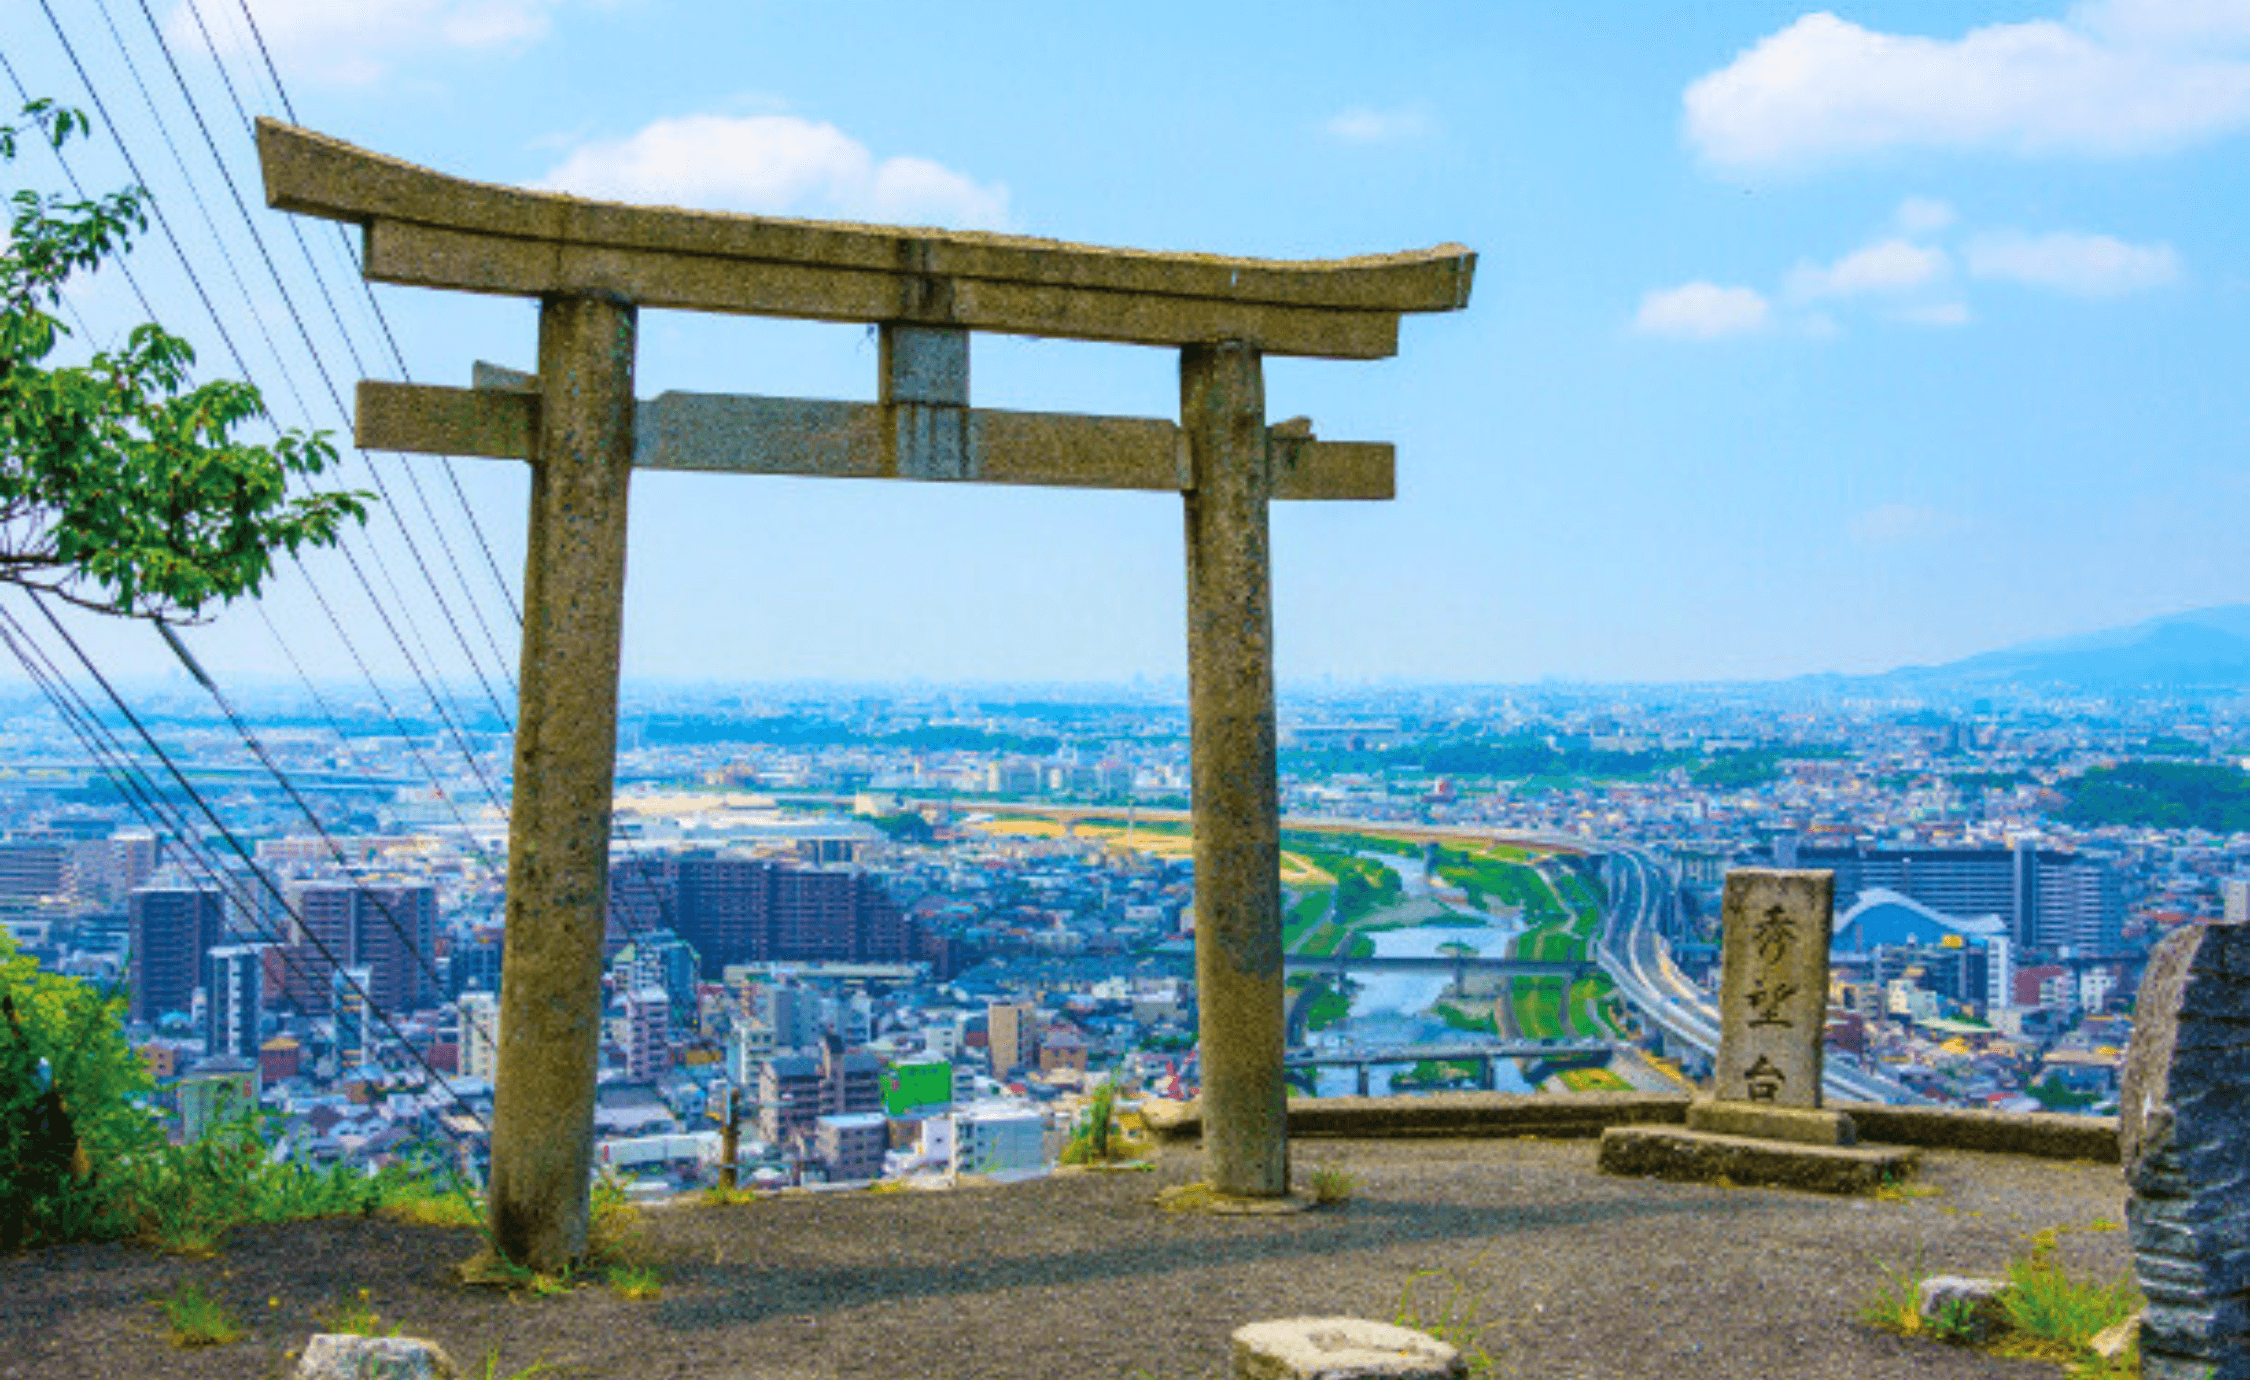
[1287,1037,1612,1095]
[1284,954,1594,981]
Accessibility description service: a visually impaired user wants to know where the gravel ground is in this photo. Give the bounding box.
[0,1135,2133,1380]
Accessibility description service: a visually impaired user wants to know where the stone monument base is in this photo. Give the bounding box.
[1686,1098,1857,1146]
[1597,1125,1915,1195]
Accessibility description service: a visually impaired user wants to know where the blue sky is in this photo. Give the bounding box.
[7,0,2248,689]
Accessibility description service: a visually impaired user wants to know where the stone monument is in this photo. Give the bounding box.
[1687,868,1855,1146]
[2119,919,2250,1380]
[1598,868,1916,1193]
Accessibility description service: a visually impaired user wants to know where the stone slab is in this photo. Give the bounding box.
[1686,1099,1856,1146]
[1596,1125,1916,1196]
[296,1334,460,1379]
[1233,1318,1463,1380]
[258,119,1474,314]
[356,380,1393,500]
[1713,870,1835,1111]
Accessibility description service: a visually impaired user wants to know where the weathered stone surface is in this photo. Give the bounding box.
[2120,920,2250,1380]
[1836,1102,2119,1162]
[1712,870,1835,1112]
[1184,341,1287,1199]
[1685,1099,1855,1146]
[485,292,639,1274]
[2089,1310,2143,1360]
[296,1334,459,1380]
[1595,1125,1915,1195]
[1233,1318,1463,1380]
[1916,1275,2012,1344]
[356,377,1394,500]
[256,120,1473,358]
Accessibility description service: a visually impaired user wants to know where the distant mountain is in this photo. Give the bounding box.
[1867,605,2250,692]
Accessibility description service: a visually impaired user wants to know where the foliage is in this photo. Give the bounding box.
[1061,1072,1143,1166]
[0,930,159,1248]
[319,1286,399,1338]
[2062,760,2250,833]
[153,1278,241,1348]
[1298,981,1353,1034]
[865,811,934,842]
[1857,1248,1934,1335]
[606,1263,662,1301]
[1998,1230,2142,1353]
[1690,750,1785,790]
[1393,1253,1508,1378]
[0,100,368,620]
[1306,1163,1355,1205]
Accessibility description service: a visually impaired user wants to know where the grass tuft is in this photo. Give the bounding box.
[1307,1164,1356,1206]
[154,1279,242,1349]
[1393,1252,1516,1378]
[607,1263,662,1301]
[320,1286,398,1337]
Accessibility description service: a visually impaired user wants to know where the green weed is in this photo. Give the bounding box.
[607,1263,662,1301]
[1394,1253,1515,1378]
[1857,1249,1933,1336]
[319,1286,398,1338]
[1307,1164,1356,1206]
[153,1279,242,1348]
[1997,1232,2142,1353]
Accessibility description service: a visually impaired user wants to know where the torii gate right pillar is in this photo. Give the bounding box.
[1182,341,1287,1197]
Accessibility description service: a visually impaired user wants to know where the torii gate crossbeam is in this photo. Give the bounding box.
[257,120,1473,1273]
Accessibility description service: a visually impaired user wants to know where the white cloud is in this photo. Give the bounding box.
[168,0,575,84]
[1965,230,2182,294]
[534,115,1010,230]
[1896,196,1958,233]
[1322,104,1438,144]
[1631,282,1771,339]
[1896,301,1974,326]
[1851,503,1958,544]
[1684,3,2250,169]
[1788,238,1949,299]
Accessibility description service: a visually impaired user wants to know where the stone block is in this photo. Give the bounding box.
[2089,1310,2142,1361]
[1686,1099,1856,1146]
[1713,870,1835,1111]
[1233,1318,1463,1380]
[1916,1275,2011,1344]
[1595,1125,1916,1196]
[2122,920,2250,1380]
[296,1334,460,1380]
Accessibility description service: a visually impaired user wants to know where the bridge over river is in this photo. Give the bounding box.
[1286,1037,1612,1096]
[1283,954,1597,981]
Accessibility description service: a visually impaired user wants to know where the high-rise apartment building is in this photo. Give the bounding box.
[457,990,501,1082]
[275,878,439,1019]
[621,985,671,1081]
[1774,838,2123,955]
[205,944,267,1060]
[987,1001,1036,1076]
[332,966,376,1077]
[128,882,223,1023]
[606,853,915,975]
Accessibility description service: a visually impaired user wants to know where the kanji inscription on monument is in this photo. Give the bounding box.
[1713,869,1834,1110]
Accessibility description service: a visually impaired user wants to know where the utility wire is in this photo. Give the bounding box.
[91,0,516,731]
[12,593,492,1138]
[209,0,524,631]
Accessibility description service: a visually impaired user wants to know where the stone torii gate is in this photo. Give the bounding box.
[257,120,1474,1272]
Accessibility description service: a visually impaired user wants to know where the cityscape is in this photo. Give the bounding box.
[5,665,2239,1197]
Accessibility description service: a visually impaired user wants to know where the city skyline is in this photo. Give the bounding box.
[5,0,2245,689]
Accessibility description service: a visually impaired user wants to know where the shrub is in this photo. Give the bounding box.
[0,933,159,1248]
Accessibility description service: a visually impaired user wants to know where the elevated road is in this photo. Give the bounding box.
[1592,844,1924,1106]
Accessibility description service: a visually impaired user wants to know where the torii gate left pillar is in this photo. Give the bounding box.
[484,293,637,1265]
[257,119,1473,1271]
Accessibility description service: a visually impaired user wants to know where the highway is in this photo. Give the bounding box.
[1592,844,1924,1106]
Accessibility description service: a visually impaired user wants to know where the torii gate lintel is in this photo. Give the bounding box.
[255,118,1472,1273]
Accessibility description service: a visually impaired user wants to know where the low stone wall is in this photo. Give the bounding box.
[1835,1102,2120,1164]
[1145,1091,2120,1162]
